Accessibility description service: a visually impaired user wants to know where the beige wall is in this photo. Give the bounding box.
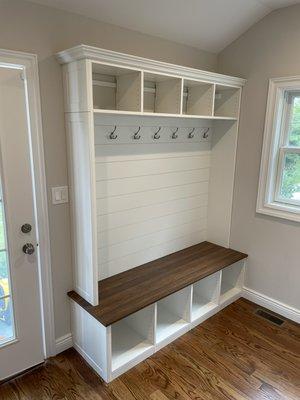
[0,0,217,340]
[218,5,300,310]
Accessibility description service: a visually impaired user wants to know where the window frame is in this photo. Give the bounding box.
[257,76,300,222]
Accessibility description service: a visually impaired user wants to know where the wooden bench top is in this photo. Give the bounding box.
[68,241,247,326]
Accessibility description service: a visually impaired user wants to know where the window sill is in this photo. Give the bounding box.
[256,201,300,223]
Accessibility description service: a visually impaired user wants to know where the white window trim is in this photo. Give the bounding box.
[257,76,300,223]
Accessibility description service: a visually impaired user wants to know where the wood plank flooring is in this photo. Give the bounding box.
[1,298,299,399]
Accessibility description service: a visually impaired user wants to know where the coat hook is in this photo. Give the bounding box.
[133,126,141,140]
[171,127,179,139]
[202,127,210,139]
[153,127,161,140]
[188,128,195,139]
[109,126,117,140]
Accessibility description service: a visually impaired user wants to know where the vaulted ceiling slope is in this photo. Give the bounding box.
[28,0,300,53]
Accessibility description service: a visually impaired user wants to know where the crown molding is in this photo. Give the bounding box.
[56,44,246,88]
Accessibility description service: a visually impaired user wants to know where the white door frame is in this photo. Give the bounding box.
[0,48,55,358]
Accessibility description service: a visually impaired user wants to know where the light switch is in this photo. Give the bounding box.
[51,186,69,205]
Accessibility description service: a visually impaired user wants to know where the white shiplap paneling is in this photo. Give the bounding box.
[94,119,212,279]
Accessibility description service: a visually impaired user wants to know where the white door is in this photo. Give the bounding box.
[0,66,44,380]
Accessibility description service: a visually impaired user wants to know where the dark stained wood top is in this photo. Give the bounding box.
[68,241,247,326]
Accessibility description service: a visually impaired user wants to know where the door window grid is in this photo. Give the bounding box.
[275,92,300,206]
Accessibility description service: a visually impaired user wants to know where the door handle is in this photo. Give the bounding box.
[23,243,35,255]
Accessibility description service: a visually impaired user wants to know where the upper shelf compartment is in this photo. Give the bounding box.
[143,72,182,115]
[214,85,240,119]
[182,80,214,117]
[92,63,142,113]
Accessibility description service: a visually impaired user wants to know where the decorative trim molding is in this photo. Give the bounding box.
[56,45,246,88]
[256,76,300,223]
[0,48,55,357]
[55,334,73,354]
[242,287,300,324]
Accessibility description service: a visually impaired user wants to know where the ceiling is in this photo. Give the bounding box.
[28,0,300,53]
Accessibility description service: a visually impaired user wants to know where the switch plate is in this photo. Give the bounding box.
[51,186,69,205]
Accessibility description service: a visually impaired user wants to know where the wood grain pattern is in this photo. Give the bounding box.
[68,241,247,326]
[1,299,299,400]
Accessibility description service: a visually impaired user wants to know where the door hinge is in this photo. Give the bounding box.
[20,71,26,81]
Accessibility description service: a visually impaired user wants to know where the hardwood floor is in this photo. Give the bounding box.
[1,299,299,399]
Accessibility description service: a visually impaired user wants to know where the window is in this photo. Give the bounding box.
[257,77,300,222]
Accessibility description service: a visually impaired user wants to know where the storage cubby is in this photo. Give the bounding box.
[92,63,142,112]
[220,261,244,303]
[182,80,214,116]
[111,305,155,373]
[214,85,240,119]
[156,287,190,347]
[143,72,182,114]
[192,272,220,322]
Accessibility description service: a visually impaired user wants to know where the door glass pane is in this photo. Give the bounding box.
[0,198,15,346]
[279,153,300,202]
[288,95,300,147]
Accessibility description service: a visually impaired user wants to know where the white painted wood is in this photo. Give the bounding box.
[214,85,241,119]
[66,112,98,305]
[100,230,206,279]
[60,45,245,383]
[63,59,93,112]
[117,72,142,112]
[155,287,191,349]
[207,120,241,247]
[56,45,246,88]
[183,80,214,116]
[191,271,220,322]
[97,185,209,216]
[71,300,110,382]
[256,76,300,222]
[155,78,182,114]
[220,260,245,305]
[111,306,155,373]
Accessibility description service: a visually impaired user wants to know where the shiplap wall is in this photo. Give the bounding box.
[94,115,213,279]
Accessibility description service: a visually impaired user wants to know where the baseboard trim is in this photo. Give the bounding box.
[55,333,73,355]
[242,287,300,324]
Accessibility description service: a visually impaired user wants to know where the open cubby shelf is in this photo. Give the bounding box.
[191,271,220,322]
[92,62,142,112]
[220,261,245,304]
[90,63,240,119]
[156,287,190,346]
[70,241,247,381]
[214,84,241,119]
[111,305,154,372]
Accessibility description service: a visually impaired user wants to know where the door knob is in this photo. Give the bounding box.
[23,243,35,255]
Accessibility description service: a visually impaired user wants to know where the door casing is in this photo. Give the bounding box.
[0,49,55,359]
